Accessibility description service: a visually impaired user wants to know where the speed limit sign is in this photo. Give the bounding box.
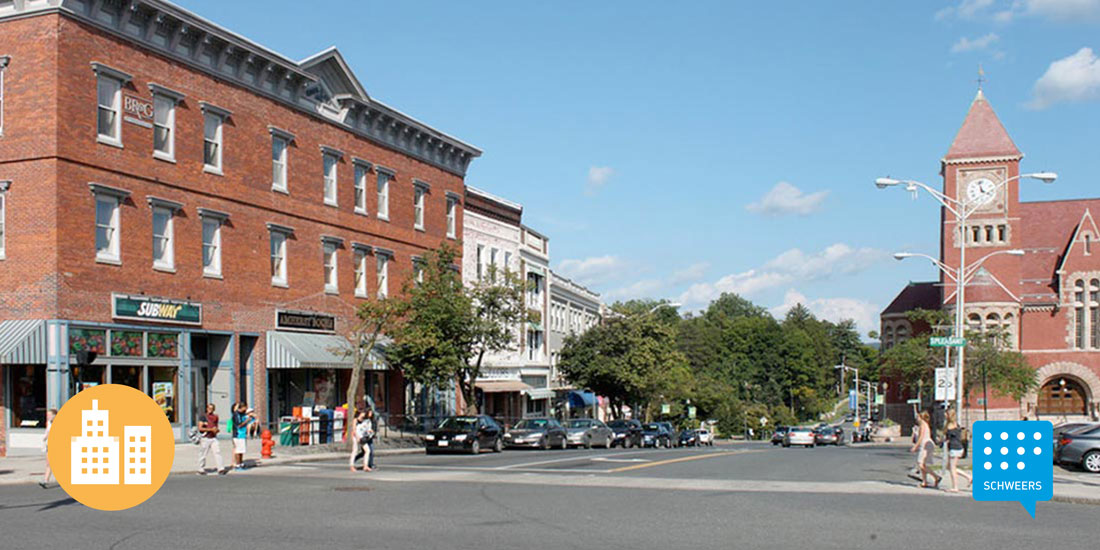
[934,367,957,401]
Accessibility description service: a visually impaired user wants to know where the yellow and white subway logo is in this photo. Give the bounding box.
[48,384,175,511]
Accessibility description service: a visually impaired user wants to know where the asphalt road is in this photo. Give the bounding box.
[2,441,1097,550]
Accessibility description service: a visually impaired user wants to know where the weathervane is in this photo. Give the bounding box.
[976,64,985,91]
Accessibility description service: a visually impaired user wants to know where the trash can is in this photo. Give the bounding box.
[279,416,299,447]
[317,409,332,444]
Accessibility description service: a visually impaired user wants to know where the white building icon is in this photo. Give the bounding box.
[70,399,152,485]
[124,426,152,485]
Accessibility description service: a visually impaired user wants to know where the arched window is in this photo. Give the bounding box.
[895,324,908,343]
[985,312,1001,333]
[1086,234,1093,256]
[985,226,995,242]
[968,313,982,332]
[1075,280,1086,349]
[1091,280,1100,348]
[883,326,894,349]
[1002,313,1015,348]
[972,226,981,243]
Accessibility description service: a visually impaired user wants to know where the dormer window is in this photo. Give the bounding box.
[304,82,332,104]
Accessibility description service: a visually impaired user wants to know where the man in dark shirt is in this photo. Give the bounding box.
[197,403,227,475]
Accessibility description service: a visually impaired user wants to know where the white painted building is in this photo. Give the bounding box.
[549,272,602,417]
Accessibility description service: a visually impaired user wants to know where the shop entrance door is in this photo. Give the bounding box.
[239,336,256,406]
[208,335,233,425]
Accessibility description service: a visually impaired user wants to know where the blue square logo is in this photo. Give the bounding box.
[971,420,1053,517]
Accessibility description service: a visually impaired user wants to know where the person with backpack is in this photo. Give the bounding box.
[349,410,372,472]
[944,410,972,492]
[231,402,255,471]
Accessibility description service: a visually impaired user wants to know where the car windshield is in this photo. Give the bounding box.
[437,417,477,430]
[565,420,589,428]
[514,419,549,430]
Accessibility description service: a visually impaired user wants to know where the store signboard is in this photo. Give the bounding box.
[112,294,202,325]
[276,310,336,333]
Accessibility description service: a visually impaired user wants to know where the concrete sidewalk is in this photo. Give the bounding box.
[0,438,421,486]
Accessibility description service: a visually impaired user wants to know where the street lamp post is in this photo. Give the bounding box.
[877,172,1055,423]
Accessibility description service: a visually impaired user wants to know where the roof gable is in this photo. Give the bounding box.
[299,47,370,103]
[944,90,1021,161]
[1056,209,1100,274]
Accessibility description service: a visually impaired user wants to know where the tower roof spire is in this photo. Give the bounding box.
[944,89,1021,161]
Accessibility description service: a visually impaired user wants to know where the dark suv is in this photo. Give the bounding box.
[425,415,503,454]
[608,419,644,448]
[642,423,673,448]
[771,426,790,445]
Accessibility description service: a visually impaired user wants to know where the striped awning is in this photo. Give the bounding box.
[524,387,555,400]
[0,320,47,364]
[475,379,533,393]
[266,331,387,370]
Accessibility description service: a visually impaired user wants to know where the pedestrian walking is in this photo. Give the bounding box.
[944,411,972,493]
[39,408,57,489]
[197,403,227,475]
[909,410,941,489]
[231,402,255,471]
[365,408,377,470]
[349,410,372,472]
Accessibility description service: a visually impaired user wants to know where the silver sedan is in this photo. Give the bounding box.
[564,418,615,449]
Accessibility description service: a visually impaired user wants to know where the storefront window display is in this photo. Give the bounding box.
[151,366,178,423]
[111,330,144,356]
[10,364,46,427]
[147,332,178,358]
[69,328,106,355]
[111,365,143,390]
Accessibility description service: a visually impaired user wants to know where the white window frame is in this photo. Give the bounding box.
[446,194,458,239]
[96,75,123,147]
[376,254,390,298]
[200,102,230,175]
[323,240,339,294]
[353,246,369,298]
[413,180,430,231]
[268,223,293,287]
[0,56,8,137]
[272,136,288,192]
[353,160,371,215]
[148,197,180,272]
[413,257,424,286]
[90,183,129,264]
[199,209,227,278]
[322,149,340,207]
[476,244,484,281]
[376,169,392,221]
[0,181,8,260]
[149,84,183,162]
[489,248,498,282]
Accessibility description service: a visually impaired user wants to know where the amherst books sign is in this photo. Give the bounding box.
[112,294,202,325]
[276,310,336,333]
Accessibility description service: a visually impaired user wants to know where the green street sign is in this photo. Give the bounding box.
[688,406,697,419]
[929,336,966,347]
[661,403,670,415]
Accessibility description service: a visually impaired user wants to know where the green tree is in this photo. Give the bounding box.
[343,297,408,447]
[965,330,1038,405]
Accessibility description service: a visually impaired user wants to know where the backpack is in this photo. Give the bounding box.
[187,426,202,445]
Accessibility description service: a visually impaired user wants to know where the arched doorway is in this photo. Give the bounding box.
[1037,377,1088,416]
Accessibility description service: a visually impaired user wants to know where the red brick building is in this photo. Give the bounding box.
[881,90,1100,427]
[0,0,480,455]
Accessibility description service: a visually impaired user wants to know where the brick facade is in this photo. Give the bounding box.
[1,5,478,453]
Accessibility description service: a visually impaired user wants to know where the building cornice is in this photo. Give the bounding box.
[2,0,481,176]
[941,154,1024,166]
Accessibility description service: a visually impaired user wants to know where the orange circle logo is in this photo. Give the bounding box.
[47,384,175,511]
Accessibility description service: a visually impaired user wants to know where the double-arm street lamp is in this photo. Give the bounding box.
[876,172,1056,420]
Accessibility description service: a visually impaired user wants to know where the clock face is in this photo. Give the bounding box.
[966,178,996,206]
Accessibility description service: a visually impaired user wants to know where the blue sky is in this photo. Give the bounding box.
[177,0,1100,335]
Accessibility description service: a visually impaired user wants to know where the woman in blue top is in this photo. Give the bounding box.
[231,402,255,471]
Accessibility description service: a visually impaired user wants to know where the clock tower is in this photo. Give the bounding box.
[939,90,1024,315]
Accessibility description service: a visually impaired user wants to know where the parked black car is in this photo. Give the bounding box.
[679,429,700,447]
[771,426,790,446]
[608,419,644,448]
[1056,423,1100,473]
[656,422,677,446]
[642,423,673,448]
[503,417,569,450]
[425,415,503,455]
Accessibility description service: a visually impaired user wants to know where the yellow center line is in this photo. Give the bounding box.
[608,449,762,473]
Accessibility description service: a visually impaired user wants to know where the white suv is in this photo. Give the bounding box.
[697,429,714,446]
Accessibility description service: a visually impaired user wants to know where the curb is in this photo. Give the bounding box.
[168,447,425,477]
[1052,495,1100,506]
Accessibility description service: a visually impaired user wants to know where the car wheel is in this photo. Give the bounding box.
[541,437,550,450]
[493,437,503,453]
[584,436,592,450]
[782,443,789,448]
[559,436,568,450]
[1084,451,1100,473]
[470,440,480,455]
[426,448,437,455]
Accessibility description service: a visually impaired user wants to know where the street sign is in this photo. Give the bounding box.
[906,398,921,405]
[688,406,696,419]
[875,394,884,405]
[661,403,670,415]
[929,336,967,347]
[759,416,768,427]
[934,367,957,401]
[848,389,858,411]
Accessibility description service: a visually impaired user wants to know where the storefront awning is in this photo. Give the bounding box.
[524,387,555,400]
[475,379,533,393]
[0,320,47,364]
[567,390,597,408]
[267,331,387,370]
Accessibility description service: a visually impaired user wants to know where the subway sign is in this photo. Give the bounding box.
[112,294,202,325]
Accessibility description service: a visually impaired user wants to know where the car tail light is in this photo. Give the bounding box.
[1059,437,1072,447]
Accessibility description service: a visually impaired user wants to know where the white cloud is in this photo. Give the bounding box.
[745,182,828,217]
[1027,47,1100,110]
[770,289,881,336]
[584,166,615,196]
[603,278,667,301]
[937,0,1100,21]
[556,255,628,287]
[670,262,710,285]
[676,243,887,310]
[951,33,1000,53]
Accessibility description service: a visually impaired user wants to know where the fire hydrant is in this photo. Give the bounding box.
[261,429,274,459]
